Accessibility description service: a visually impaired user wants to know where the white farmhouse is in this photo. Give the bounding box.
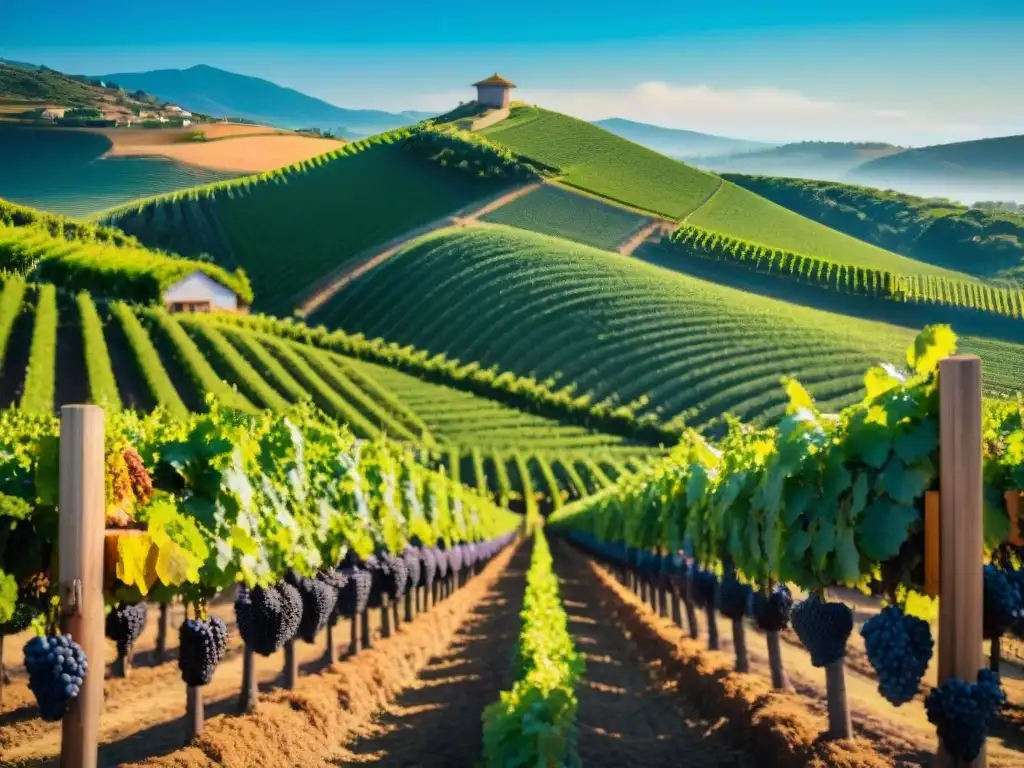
[163,271,240,313]
[167,105,193,117]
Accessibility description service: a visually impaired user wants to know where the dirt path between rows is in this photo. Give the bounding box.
[298,181,544,319]
[617,219,674,256]
[552,548,753,768]
[333,543,530,767]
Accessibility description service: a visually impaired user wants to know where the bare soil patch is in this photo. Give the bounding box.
[553,546,754,768]
[333,543,529,767]
[103,134,343,173]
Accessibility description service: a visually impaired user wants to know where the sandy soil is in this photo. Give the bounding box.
[0,544,518,767]
[578,548,1024,767]
[553,553,754,767]
[102,134,343,173]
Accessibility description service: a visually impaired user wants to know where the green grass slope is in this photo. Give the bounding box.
[723,174,1024,280]
[480,106,720,218]
[479,184,649,250]
[0,277,649,504]
[316,225,1024,428]
[0,125,238,218]
[101,132,513,314]
[686,181,970,279]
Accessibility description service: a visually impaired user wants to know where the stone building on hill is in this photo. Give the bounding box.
[163,271,242,313]
[473,74,516,109]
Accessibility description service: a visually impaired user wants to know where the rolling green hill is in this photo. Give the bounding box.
[725,174,1024,279]
[480,106,721,218]
[100,130,515,314]
[0,124,238,217]
[479,184,650,250]
[850,134,1024,196]
[693,140,902,180]
[313,225,1024,428]
[685,181,972,279]
[0,276,655,506]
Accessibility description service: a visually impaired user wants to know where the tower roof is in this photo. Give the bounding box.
[472,73,517,89]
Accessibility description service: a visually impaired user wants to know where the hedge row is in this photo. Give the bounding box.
[482,529,583,767]
[665,224,1024,319]
[406,123,544,180]
[0,196,138,247]
[200,313,679,446]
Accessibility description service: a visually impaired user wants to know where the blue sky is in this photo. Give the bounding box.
[3,0,1022,145]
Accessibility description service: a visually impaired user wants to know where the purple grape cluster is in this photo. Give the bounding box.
[178,615,229,687]
[23,634,88,721]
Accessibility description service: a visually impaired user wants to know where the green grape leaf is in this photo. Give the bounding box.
[0,570,16,624]
[857,498,918,560]
[893,418,938,464]
[878,458,933,506]
[849,473,869,520]
[35,436,59,507]
[786,527,811,560]
[783,483,814,525]
[834,524,861,585]
[810,515,836,565]
[0,493,32,520]
[906,325,957,376]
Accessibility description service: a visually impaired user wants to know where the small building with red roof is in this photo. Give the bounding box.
[473,74,516,109]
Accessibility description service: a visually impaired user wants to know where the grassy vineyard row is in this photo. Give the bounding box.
[684,181,968,278]
[318,225,1024,428]
[0,214,252,304]
[479,183,650,250]
[0,277,654,504]
[480,106,721,219]
[664,224,1021,317]
[100,130,514,313]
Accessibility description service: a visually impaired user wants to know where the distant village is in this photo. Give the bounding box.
[38,100,197,129]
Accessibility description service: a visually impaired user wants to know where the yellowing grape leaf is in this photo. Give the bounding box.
[906,325,957,376]
[117,533,158,595]
[155,542,201,586]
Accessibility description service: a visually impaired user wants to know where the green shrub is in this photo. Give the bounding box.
[77,291,122,411]
[20,285,57,414]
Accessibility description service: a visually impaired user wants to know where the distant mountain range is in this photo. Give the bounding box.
[691,141,904,180]
[98,64,435,138]
[593,117,774,159]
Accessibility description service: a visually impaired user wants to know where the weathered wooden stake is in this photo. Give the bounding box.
[825,659,852,739]
[705,605,719,651]
[380,596,391,639]
[671,591,683,627]
[937,355,985,768]
[283,639,297,689]
[990,635,1002,673]
[393,597,401,630]
[732,618,750,673]
[361,608,372,649]
[684,571,700,640]
[348,613,360,656]
[404,590,414,623]
[658,584,668,618]
[766,631,790,690]
[59,405,105,768]
[325,621,338,665]
[239,646,257,713]
[186,685,203,740]
[155,602,171,663]
[112,648,133,678]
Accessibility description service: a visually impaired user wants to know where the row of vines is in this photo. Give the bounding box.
[549,325,1023,762]
[666,224,1024,319]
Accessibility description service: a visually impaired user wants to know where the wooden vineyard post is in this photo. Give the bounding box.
[393,596,402,631]
[361,608,372,650]
[766,631,791,690]
[380,596,391,639]
[671,586,683,627]
[59,405,106,768]
[239,647,257,713]
[684,569,700,640]
[937,355,985,768]
[283,639,297,689]
[325,620,338,665]
[186,685,203,740]
[348,613,360,656]
[155,602,171,663]
[732,617,749,673]
[404,589,414,623]
[658,581,668,619]
[825,659,852,739]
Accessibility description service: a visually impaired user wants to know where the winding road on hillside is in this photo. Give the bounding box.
[298,181,545,318]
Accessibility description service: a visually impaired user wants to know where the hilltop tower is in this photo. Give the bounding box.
[473,74,516,109]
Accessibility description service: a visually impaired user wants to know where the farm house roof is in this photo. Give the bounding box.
[473,74,517,88]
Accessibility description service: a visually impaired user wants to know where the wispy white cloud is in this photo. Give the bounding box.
[409,81,1009,146]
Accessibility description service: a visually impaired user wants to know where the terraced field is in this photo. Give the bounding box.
[686,181,970,278]
[0,124,238,217]
[480,107,720,218]
[0,277,653,503]
[317,225,1024,428]
[478,184,650,250]
[101,133,513,314]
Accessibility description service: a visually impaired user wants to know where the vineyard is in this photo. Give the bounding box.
[478,183,651,250]
[100,131,514,314]
[3,90,1024,768]
[314,225,1024,427]
[685,181,969,279]
[0,278,657,507]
